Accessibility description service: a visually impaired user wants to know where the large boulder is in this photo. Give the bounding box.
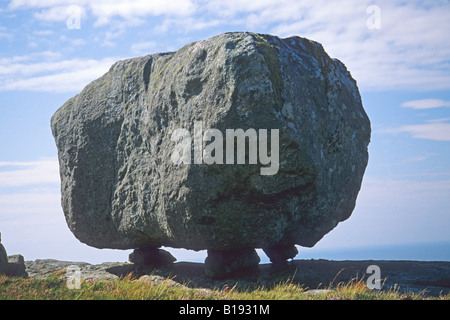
[51,32,370,265]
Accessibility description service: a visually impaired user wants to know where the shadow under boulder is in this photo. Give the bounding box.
[204,248,260,279]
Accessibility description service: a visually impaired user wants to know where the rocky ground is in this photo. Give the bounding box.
[22,258,450,297]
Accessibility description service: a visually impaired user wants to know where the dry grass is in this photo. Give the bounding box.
[0,272,448,300]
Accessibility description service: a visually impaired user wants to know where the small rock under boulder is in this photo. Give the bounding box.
[263,244,298,264]
[129,247,176,267]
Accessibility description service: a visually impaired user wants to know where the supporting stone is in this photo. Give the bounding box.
[0,244,7,275]
[0,232,8,275]
[204,248,260,279]
[129,246,176,267]
[6,254,28,277]
[263,244,298,264]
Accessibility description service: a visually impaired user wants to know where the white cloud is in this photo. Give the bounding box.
[154,16,225,34]
[399,122,450,142]
[130,41,156,55]
[9,0,197,25]
[164,0,450,91]
[8,0,70,10]
[0,54,118,92]
[268,1,450,91]
[33,5,82,22]
[0,50,62,65]
[0,158,60,188]
[70,38,86,46]
[355,176,450,232]
[0,26,13,40]
[1,56,80,76]
[298,173,450,249]
[98,21,132,47]
[5,0,450,91]
[342,176,450,245]
[402,99,450,110]
[384,119,450,142]
[0,158,131,264]
[0,190,61,216]
[406,153,437,163]
[90,0,196,25]
[32,29,54,36]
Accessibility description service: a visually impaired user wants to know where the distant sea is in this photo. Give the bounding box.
[284,241,450,263]
[170,241,450,264]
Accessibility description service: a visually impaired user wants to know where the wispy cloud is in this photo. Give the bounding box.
[0,190,61,216]
[32,29,54,36]
[383,119,450,142]
[8,0,197,25]
[0,53,118,92]
[406,153,437,163]
[154,15,227,34]
[130,41,157,55]
[399,122,450,142]
[90,0,197,26]
[32,4,86,22]
[0,25,13,40]
[0,158,60,188]
[268,1,450,91]
[402,99,450,110]
[353,176,450,242]
[4,0,450,92]
[358,177,450,212]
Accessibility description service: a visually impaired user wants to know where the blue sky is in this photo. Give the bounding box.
[0,0,449,264]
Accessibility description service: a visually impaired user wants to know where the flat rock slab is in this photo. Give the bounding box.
[24,259,450,297]
[24,259,134,282]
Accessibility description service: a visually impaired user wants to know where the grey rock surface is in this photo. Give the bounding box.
[6,254,28,277]
[24,259,134,282]
[129,246,176,266]
[0,242,7,275]
[263,244,298,264]
[51,32,370,254]
[23,259,450,297]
